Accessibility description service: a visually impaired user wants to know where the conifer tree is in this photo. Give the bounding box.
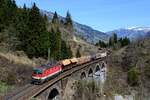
[26,3,47,57]
[0,0,5,31]
[66,11,73,25]
[109,37,112,46]
[95,40,107,48]
[108,33,118,47]
[65,11,73,28]
[16,4,29,50]
[61,40,68,59]
[11,0,17,9]
[76,48,81,57]
[52,12,59,24]
[121,37,130,46]
[7,0,17,24]
[67,46,73,58]
[113,33,118,43]
[55,28,61,60]
[49,27,61,60]
[60,40,72,59]
[0,0,17,30]
[49,28,56,58]
[44,14,49,26]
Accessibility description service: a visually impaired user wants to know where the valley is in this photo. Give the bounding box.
[0,0,150,100]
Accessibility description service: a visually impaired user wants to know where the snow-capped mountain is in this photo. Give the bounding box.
[127,27,150,32]
[107,27,150,40]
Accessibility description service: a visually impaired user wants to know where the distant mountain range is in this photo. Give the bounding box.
[41,10,150,43]
[107,27,150,40]
[41,10,109,44]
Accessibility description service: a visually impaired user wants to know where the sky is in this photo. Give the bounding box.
[15,0,150,32]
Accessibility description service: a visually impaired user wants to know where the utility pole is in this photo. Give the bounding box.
[48,47,50,62]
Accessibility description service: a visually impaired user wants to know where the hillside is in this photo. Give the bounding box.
[42,10,101,56]
[59,27,99,56]
[105,37,150,99]
[41,10,109,44]
[0,51,32,96]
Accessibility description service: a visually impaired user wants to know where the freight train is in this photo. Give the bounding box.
[31,52,107,84]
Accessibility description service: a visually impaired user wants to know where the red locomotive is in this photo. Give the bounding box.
[31,58,78,84]
[31,63,62,84]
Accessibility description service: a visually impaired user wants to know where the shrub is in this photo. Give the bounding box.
[0,81,14,94]
[73,80,99,100]
[6,72,16,85]
[144,66,150,79]
[127,67,140,86]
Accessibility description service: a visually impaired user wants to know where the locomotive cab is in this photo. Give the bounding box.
[33,68,43,74]
[31,68,44,84]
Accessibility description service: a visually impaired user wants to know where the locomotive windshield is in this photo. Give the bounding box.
[33,68,43,74]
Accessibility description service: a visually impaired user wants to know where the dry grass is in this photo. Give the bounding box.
[0,52,36,66]
[0,51,34,94]
[60,27,99,57]
[68,36,99,56]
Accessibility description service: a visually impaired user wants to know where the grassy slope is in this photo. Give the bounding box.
[0,51,46,96]
[0,52,36,66]
[60,28,99,56]
[104,38,150,99]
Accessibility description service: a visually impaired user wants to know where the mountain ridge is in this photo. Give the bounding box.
[41,10,109,44]
[107,27,150,40]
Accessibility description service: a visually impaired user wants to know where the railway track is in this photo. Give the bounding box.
[4,84,36,100]
[4,58,104,100]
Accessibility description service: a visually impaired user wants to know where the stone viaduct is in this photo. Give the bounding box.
[36,60,107,100]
